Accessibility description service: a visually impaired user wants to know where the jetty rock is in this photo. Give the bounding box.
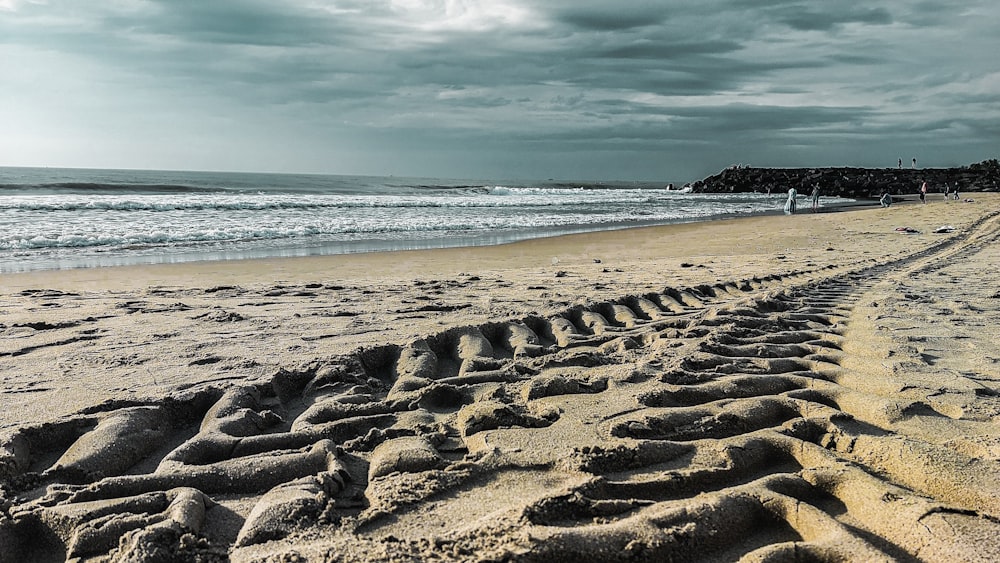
[691,158,1000,198]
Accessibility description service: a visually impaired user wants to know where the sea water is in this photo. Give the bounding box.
[0,167,853,273]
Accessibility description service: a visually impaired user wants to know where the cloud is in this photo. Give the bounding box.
[134,0,339,46]
[774,6,893,31]
[553,3,672,31]
[1,0,998,180]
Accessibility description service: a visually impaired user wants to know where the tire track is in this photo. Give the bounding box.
[2,217,1000,561]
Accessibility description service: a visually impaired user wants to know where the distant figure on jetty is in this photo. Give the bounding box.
[898,158,902,169]
[912,157,917,169]
[919,181,927,204]
[880,191,893,207]
[784,187,798,214]
[810,184,821,212]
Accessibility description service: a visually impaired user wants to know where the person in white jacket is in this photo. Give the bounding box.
[784,187,798,214]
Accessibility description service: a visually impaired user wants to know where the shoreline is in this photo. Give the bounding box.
[2,194,998,561]
[3,199,874,292]
[3,196,879,281]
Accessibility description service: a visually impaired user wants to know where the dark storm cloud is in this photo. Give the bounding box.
[728,0,892,26]
[122,0,340,46]
[2,0,998,180]
[597,40,743,60]
[523,103,868,142]
[553,4,672,31]
[775,7,893,31]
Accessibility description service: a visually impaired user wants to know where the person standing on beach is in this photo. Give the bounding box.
[810,184,821,212]
[953,181,960,200]
[784,187,798,214]
[919,181,927,204]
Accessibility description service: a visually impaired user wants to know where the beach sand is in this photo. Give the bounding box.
[2,195,999,561]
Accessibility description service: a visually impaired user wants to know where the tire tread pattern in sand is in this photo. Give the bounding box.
[2,212,1000,562]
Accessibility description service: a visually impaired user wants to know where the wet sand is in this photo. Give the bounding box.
[2,195,999,561]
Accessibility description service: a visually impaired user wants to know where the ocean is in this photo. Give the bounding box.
[0,167,853,273]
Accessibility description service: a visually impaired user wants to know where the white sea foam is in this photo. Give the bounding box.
[0,167,855,272]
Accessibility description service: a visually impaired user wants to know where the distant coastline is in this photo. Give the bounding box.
[690,158,1000,198]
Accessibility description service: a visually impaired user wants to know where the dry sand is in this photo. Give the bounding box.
[2,195,999,562]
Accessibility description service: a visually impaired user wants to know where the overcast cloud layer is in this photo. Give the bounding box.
[2,0,998,181]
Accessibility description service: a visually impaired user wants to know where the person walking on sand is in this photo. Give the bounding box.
[810,184,821,212]
[953,182,960,200]
[919,181,927,204]
[784,187,798,214]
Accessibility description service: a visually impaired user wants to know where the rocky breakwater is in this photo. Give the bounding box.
[691,159,1000,198]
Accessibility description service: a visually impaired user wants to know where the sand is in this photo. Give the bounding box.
[1,195,999,562]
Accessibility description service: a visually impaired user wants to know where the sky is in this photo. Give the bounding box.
[1,1,998,182]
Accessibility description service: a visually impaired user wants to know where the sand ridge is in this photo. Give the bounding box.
[1,196,999,561]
